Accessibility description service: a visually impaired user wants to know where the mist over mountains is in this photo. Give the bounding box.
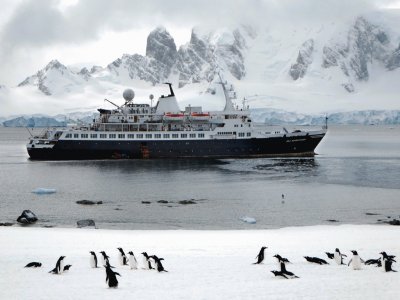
[1,9,400,123]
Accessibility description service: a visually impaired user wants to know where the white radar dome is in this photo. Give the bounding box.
[123,89,135,102]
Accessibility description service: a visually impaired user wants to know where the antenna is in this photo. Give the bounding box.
[149,94,154,108]
[104,98,120,108]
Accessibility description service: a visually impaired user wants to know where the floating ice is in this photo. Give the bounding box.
[240,216,257,224]
[32,188,57,194]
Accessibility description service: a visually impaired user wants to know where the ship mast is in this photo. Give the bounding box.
[217,73,235,112]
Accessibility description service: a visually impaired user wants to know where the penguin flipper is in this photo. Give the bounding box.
[347,259,352,266]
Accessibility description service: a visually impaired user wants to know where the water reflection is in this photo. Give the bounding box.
[45,158,227,173]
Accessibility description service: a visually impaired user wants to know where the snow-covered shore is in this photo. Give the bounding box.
[0,225,398,299]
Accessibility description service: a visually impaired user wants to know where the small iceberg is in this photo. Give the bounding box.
[32,188,57,194]
[240,216,257,224]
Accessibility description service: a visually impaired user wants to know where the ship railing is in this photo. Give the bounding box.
[92,122,213,133]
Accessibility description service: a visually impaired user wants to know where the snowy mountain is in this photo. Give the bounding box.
[18,60,90,95]
[251,109,400,125]
[4,10,400,120]
[2,116,66,127]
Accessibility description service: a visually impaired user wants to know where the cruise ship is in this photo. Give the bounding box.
[26,82,327,160]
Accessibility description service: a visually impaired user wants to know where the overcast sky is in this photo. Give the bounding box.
[0,0,399,86]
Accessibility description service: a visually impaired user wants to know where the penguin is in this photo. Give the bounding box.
[325,252,334,260]
[348,250,364,270]
[380,252,397,272]
[271,270,288,279]
[380,251,396,262]
[90,251,98,268]
[141,252,153,270]
[364,258,382,267]
[24,262,42,268]
[304,256,328,265]
[105,265,121,288]
[128,251,138,270]
[253,246,268,264]
[49,256,65,274]
[273,254,291,265]
[104,260,115,269]
[151,255,168,272]
[117,248,129,266]
[63,265,72,272]
[99,251,110,266]
[277,258,299,279]
[334,248,347,265]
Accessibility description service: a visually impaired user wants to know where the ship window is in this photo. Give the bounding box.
[238,132,245,137]
[246,132,251,137]
[172,134,178,138]
[189,133,196,138]
[155,134,161,139]
[145,134,152,139]
[100,134,107,138]
[118,134,125,139]
[198,133,205,138]
[127,134,135,139]
[90,134,97,138]
[109,134,116,139]
[74,134,79,138]
[181,134,187,138]
[81,134,88,138]
[163,134,170,138]
[65,133,72,138]
[137,134,143,138]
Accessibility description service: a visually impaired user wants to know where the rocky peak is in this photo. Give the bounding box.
[387,43,400,71]
[78,67,90,81]
[146,26,177,68]
[44,59,67,72]
[289,39,314,80]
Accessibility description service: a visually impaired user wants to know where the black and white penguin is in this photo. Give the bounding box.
[380,252,397,272]
[273,254,291,265]
[24,262,42,268]
[151,255,168,272]
[333,248,347,265]
[348,250,364,270]
[128,251,138,270]
[117,248,129,266]
[63,265,72,272]
[99,251,110,266]
[271,270,288,279]
[49,256,65,274]
[364,258,382,267]
[141,252,153,270]
[304,256,328,265]
[325,252,334,260]
[105,265,121,288]
[90,251,98,268]
[253,246,268,264]
[275,257,299,279]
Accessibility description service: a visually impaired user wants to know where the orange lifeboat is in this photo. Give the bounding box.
[189,112,210,121]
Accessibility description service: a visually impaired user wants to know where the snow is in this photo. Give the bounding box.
[0,225,398,299]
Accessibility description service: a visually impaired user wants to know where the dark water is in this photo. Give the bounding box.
[0,126,399,229]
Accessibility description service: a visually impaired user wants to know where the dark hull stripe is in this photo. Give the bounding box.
[27,134,325,160]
